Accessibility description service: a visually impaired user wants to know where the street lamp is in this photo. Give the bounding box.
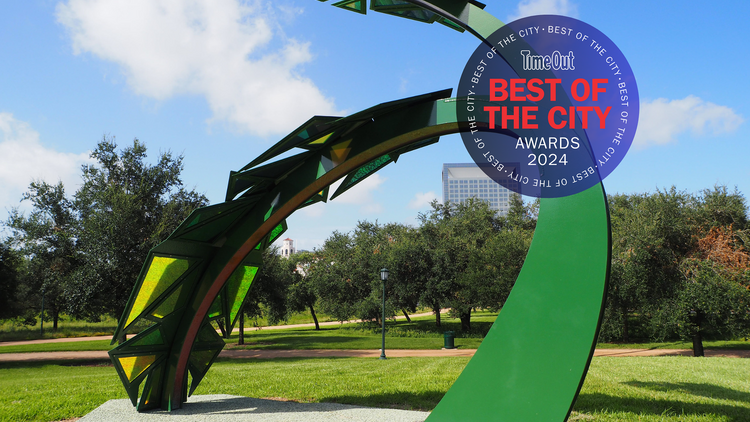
[379,268,389,360]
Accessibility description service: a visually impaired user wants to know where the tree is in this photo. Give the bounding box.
[0,242,21,319]
[418,198,527,332]
[242,247,293,325]
[5,181,79,329]
[288,251,321,330]
[71,137,208,319]
[603,189,696,342]
[661,226,750,356]
[602,185,750,354]
[387,225,432,323]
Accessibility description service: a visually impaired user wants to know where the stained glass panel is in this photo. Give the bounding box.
[119,355,157,382]
[126,257,189,326]
[150,285,183,319]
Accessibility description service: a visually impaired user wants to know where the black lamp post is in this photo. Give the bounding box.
[40,287,46,337]
[379,268,389,360]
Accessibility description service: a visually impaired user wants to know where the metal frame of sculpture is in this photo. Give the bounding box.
[109,1,611,421]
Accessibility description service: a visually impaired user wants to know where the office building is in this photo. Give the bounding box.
[442,163,518,215]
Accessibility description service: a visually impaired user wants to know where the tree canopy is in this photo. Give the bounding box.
[3,137,208,324]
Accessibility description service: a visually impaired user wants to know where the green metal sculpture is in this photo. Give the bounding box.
[109,2,611,421]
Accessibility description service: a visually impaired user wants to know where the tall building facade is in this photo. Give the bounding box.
[442,163,518,215]
[280,238,295,258]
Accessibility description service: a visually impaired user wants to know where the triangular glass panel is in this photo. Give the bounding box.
[330,139,352,166]
[125,257,190,327]
[227,266,259,329]
[128,328,164,348]
[150,284,183,320]
[208,292,223,319]
[268,221,287,245]
[307,132,333,145]
[119,355,157,383]
[188,348,223,396]
[331,154,394,200]
[197,321,224,344]
[333,0,366,14]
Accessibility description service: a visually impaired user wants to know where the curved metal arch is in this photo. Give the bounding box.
[110,2,610,421]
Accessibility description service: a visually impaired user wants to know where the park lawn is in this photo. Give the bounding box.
[0,339,114,354]
[1,356,749,422]
[2,308,749,354]
[226,327,484,350]
[0,316,120,342]
[596,339,750,350]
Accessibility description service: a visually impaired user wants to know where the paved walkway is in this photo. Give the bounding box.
[2,347,749,363]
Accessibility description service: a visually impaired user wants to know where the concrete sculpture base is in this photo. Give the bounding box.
[80,395,429,422]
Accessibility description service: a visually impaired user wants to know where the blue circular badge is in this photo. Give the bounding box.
[457,15,639,198]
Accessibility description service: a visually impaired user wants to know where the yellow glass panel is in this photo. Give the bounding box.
[150,285,183,319]
[126,257,189,326]
[308,133,332,145]
[330,139,352,166]
[119,355,157,382]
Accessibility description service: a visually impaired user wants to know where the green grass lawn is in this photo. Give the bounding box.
[3,310,750,354]
[0,339,114,354]
[1,356,748,422]
[0,315,143,342]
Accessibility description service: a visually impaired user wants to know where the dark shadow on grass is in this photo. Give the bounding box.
[229,335,364,350]
[575,391,750,421]
[623,381,750,404]
[321,391,445,412]
[0,358,112,370]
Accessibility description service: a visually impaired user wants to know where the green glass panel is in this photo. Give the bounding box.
[150,285,183,319]
[188,347,222,396]
[228,266,259,326]
[254,243,261,250]
[119,355,157,383]
[189,350,215,372]
[126,257,189,326]
[333,0,366,14]
[268,224,285,245]
[208,292,223,319]
[264,206,273,221]
[137,363,163,411]
[351,154,390,185]
[129,329,164,347]
[438,17,465,32]
[316,161,326,179]
[197,322,221,344]
[186,215,200,228]
[331,154,392,201]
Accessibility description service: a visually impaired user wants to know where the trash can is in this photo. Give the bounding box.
[443,331,456,349]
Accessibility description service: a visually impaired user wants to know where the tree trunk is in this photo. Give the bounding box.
[52,310,59,331]
[621,304,629,343]
[238,312,245,345]
[434,306,441,328]
[401,309,411,323]
[460,310,472,332]
[692,331,704,357]
[309,305,320,330]
[690,312,704,357]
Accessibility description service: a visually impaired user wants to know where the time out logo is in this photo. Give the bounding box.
[457,15,639,198]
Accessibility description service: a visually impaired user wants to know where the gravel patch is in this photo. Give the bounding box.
[80,395,430,422]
